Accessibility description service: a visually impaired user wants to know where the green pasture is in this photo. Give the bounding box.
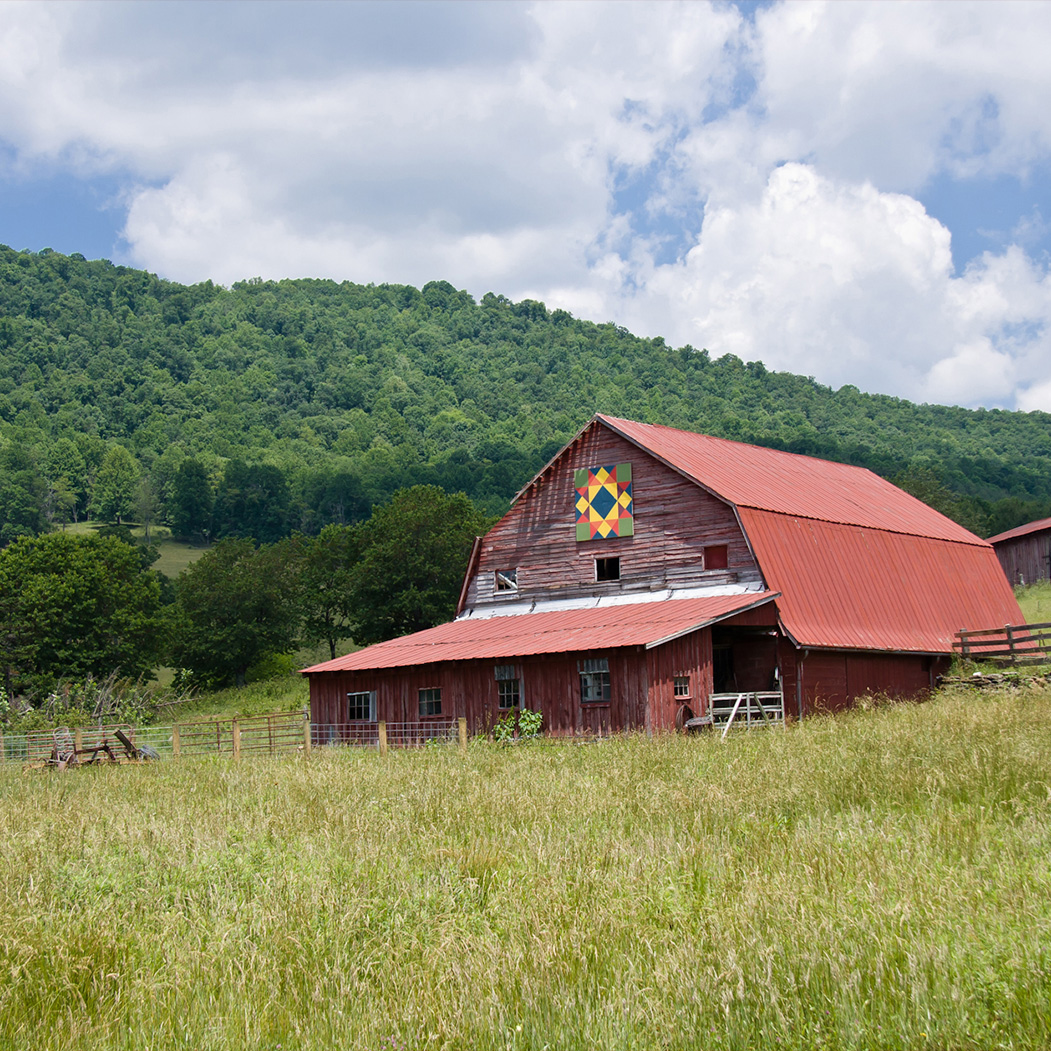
[1017,580,1051,624]
[1,685,1050,1050]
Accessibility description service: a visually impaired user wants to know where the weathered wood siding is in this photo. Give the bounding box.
[645,630,713,730]
[462,424,761,613]
[994,531,1051,586]
[783,649,946,715]
[308,636,710,737]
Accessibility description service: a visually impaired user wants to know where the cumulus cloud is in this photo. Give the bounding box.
[1,1,1051,409]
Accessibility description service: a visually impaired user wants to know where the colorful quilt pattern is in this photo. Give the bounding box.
[574,463,633,540]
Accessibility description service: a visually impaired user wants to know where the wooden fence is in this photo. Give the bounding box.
[0,714,469,766]
[953,622,1051,666]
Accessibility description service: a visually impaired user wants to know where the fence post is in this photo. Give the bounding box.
[303,711,312,756]
[74,728,83,754]
[1007,624,1016,664]
[232,718,241,761]
[458,717,468,755]
[172,723,180,758]
[0,732,4,763]
[378,721,388,757]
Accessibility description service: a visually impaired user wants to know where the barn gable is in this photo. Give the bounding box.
[459,420,762,618]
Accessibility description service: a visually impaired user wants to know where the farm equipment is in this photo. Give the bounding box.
[28,726,159,771]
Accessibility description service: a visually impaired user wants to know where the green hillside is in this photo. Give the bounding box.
[1,243,1049,542]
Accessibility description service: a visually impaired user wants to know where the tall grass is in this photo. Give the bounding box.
[1,686,1050,1050]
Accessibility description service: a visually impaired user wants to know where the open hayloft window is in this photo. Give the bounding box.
[704,544,728,570]
[595,556,620,581]
[495,568,518,592]
[579,657,611,704]
[418,687,442,717]
[347,691,376,721]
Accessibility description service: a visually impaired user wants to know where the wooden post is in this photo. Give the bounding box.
[172,723,180,758]
[232,718,241,761]
[303,711,312,756]
[458,717,468,755]
[74,728,83,754]
[1007,624,1016,664]
[378,721,388,757]
[0,732,5,763]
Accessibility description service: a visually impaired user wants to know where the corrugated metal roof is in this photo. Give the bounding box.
[597,414,982,544]
[987,516,1051,545]
[302,592,779,674]
[740,509,1023,653]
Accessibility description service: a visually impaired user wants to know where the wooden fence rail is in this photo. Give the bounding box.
[953,622,1051,666]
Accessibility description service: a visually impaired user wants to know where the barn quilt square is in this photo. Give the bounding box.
[574,463,633,540]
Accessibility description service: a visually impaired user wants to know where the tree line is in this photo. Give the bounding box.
[1,244,1051,543]
[0,486,490,711]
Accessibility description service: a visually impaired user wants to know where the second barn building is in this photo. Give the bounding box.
[304,414,1022,735]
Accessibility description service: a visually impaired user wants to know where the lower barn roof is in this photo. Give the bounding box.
[302,592,779,674]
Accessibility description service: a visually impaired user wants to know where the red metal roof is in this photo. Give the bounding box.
[987,517,1051,545]
[740,509,1023,652]
[303,592,779,674]
[596,415,981,543]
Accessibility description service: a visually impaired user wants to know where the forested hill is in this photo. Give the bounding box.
[1,242,1049,543]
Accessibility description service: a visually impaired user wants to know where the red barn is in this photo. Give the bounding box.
[304,415,1023,736]
[988,517,1051,586]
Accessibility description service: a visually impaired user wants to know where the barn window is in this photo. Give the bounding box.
[579,657,611,704]
[495,664,521,709]
[674,676,691,698]
[347,691,376,721]
[495,568,518,591]
[704,545,728,570]
[497,678,521,709]
[418,687,442,717]
[595,557,620,581]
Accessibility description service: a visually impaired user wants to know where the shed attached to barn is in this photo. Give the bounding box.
[988,517,1051,586]
[304,415,1023,736]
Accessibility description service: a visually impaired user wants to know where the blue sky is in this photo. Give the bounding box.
[2,1,1051,411]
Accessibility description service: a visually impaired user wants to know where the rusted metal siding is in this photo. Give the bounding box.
[739,510,1024,653]
[991,529,1051,586]
[463,425,760,612]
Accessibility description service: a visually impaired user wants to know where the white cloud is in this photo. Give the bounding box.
[1,1,1051,409]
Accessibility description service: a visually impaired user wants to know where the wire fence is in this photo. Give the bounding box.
[312,719,458,750]
[0,713,463,767]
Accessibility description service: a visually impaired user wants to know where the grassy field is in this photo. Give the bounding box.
[1017,580,1051,624]
[1,686,1050,1050]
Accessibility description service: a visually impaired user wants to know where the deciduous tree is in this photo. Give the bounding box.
[0,533,162,699]
[171,538,299,687]
[348,486,491,645]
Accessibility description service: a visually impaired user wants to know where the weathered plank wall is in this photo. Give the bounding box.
[784,649,946,716]
[463,423,761,612]
[308,639,697,737]
[994,531,1051,586]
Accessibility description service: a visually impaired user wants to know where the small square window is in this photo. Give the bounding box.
[595,557,620,582]
[347,691,376,721]
[674,676,691,698]
[496,568,518,591]
[418,687,442,717]
[704,545,728,570]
